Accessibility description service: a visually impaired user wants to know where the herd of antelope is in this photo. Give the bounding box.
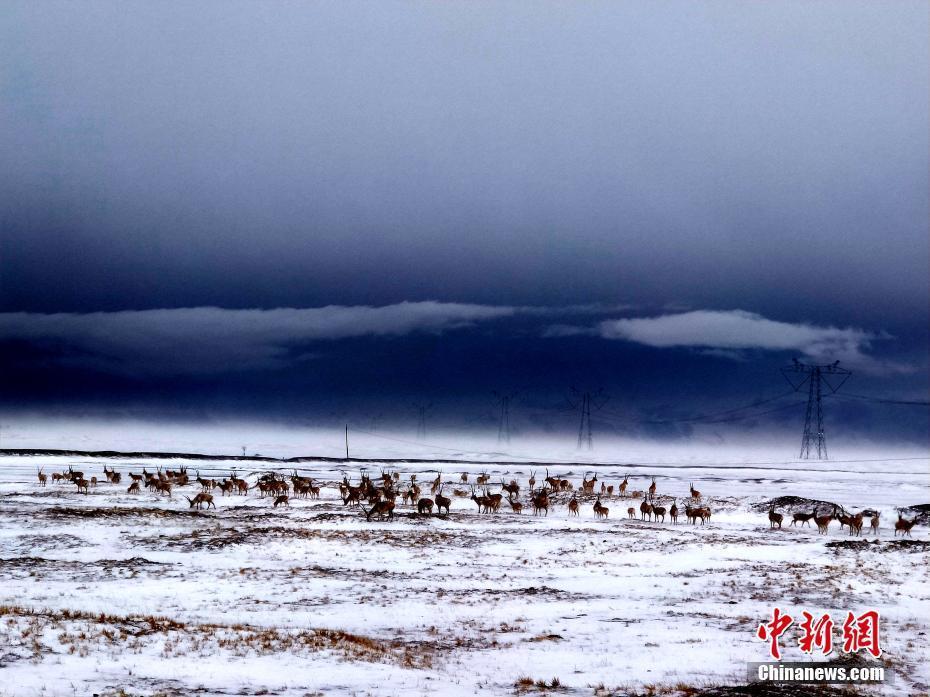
[33,464,921,536]
[336,468,712,524]
[767,503,918,537]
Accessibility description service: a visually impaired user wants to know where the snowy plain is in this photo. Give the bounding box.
[0,427,927,696]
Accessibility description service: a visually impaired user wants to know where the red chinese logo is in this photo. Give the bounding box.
[757,609,881,660]
[756,607,794,659]
[798,611,834,655]
[842,610,882,658]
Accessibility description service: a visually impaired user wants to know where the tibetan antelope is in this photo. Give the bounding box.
[74,478,89,494]
[127,481,140,494]
[870,512,880,535]
[640,494,652,521]
[365,499,395,521]
[815,508,835,535]
[627,507,636,519]
[652,502,667,523]
[528,470,536,490]
[648,477,657,500]
[417,498,434,516]
[849,512,864,537]
[460,472,468,483]
[618,475,629,498]
[593,497,609,519]
[689,482,701,499]
[669,500,679,524]
[508,498,523,514]
[501,479,520,499]
[435,486,451,515]
[476,472,490,487]
[768,506,784,529]
[470,487,491,514]
[273,495,289,508]
[581,473,598,495]
[532,488,550,516]
[894,513,916,537]
[568,495,579,517]
[186,493,215,509]
[791,511,815,527]
[37,468,47,487]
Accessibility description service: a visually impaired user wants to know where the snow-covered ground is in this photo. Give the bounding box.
[0,448,927,696]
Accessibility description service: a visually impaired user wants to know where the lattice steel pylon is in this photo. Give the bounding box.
[567,387,609,450]
[781,359,851,459]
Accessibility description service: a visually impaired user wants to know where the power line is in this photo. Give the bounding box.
[596,390,797,425]
[827,392,930,407]
[411,402,433,441]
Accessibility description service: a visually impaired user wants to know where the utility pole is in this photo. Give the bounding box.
[493,391,519,445]
[345,424,349,459]
[781,359,851,459]
[567,387,608,450]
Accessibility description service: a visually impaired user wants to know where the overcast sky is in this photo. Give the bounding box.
[1,1,927,445]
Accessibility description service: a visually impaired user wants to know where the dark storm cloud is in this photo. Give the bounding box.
[0,1,926,442]
[1,1,927,325]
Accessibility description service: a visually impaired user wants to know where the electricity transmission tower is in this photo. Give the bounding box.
[781,359,851,460]
[567,387,609,450]
[412,402,433,440]
[493,391,519,444]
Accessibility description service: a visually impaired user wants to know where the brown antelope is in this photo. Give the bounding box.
[815,508,834,535]
[528,470,536,490]
[430,472,442,495]
[500,479,520,499]
[791,511,815,527]
[89,476,97,488]
[365,499,395,521]
[532,488,550,516]
[402,488,417,505]
[648,477,657,500]
[485,489,503,513]
[508,499,523,514]
[837,510,853,532]
[52,472,66,484]
[582,473,598,495]
[460,472,468,483]
[894,513,915,537]
[417,497,434,515]
[471,487,491,514]
[186,493,215,509]
[74,478,89,494]
[627,507,636,518]
[669,500,679,524]
[568,495,579,516]
[849,512,864,537]
[68,466,84,482]
[476,472,490,487]
[870,512,880,535]
[640,494,652,521]
[435,486,451,515]
[196,471,212,491]
[606,484,614,497]
[127,481,140,494]
[37,468,47,487]
[689,482,701,499]
[273,495,289,508]
[155,480,172,497]
[768,506,784,529]
[652,502,667,523]
[593,497,608,519]
[618,475,629,498]
[544,469,560,490]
